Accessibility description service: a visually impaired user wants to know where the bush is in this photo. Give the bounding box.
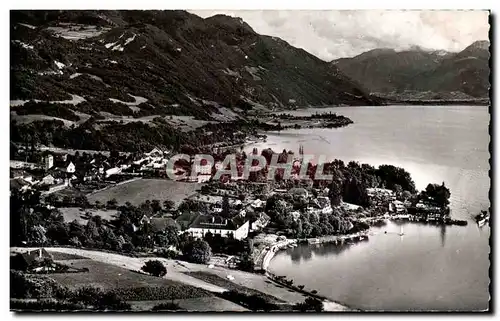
[157,249,179,259]
[183,240,212,264]
[10,270,67,299]
[293,297,324,312]
[141,260,167,277]
[69,285,131,310]
[219,290,279,312]
[10,299,85,311]
[152,302,183,311]
[110,286,209,301]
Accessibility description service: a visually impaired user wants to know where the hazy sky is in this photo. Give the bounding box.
[190,10,490,61]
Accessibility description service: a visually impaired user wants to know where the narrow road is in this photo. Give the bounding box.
[11,247,226,293]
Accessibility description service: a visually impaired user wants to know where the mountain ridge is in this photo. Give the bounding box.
[10,10,380,153]
[333,40,490,99]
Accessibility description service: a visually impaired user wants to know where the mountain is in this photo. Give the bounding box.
[11,10,377,114]
[10,10,381,152]
[333,41,490,99]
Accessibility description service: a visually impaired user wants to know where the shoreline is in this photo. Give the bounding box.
[256,231,370,311]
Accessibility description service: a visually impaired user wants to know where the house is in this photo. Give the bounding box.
[186,214,250,240]
[11,248,53,271]
[105,167,121,177]
[10,178,31,192]
[145,147,164,158]
[390,200,406,213]
[10,160,39,169]
[316,196,333,214]
[43,154,54,170]
[367,188,396,201]
[250,212,271,232]
[41,174,55,186]
[341,202,362,211]
[11,169,36,184]
[198,174,212,183]
[140,215,181,232]
[64,161,76,173]
[250,199,265,209]
[150,217,181,233]
[194,163,212,175]
[41,179,71,195]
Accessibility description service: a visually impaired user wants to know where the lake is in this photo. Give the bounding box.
[247,106,490,311]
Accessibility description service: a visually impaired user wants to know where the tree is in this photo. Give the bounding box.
[151,200,162,213]
[44,194,59,206]
[221,195,230,218]
[343,177,370,207]
[141,260,167,277]
[238,253,254,272]
[421,182,451,209]
[293,297,324,312]
[328,178,343,206]
[28,225,47,245]
[183,240,212,264]
[162,200,175,212]
[402,190,412,201]
[75,195,89,208]
[106,198,118,209]
[393,184,403,195]
[152,302,183,311]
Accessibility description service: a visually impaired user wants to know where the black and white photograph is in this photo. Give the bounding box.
[8,7,491,312]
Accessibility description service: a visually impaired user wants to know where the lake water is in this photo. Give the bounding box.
[248,106,491,311]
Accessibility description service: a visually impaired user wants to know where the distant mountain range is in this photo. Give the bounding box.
[333,40,490,100]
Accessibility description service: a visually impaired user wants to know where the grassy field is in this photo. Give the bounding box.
[186,271,285,304]
[49,259,210,301]
[128,297,249,311]
[87,179,202,206]
[48,251,87,260]
[59,207,119,224]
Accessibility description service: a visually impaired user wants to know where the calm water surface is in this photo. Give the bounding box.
[248,106,490,311]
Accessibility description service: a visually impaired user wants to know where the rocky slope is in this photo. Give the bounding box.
[10,10,381,152]
[333,41,490,100]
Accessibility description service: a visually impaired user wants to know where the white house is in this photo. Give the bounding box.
[316,196,333,214]
[367,188,396,201]
[250,199,265,209]
[390,200,406,213]
[65,162,76,173]
[43,155,54,170]
[251,212,271,232]
[145,147,164,158]
[105,167,121,177]
[186,215,249,240]
[41,174,55,186]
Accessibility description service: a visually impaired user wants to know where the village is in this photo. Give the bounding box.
[10,143,465,262]
[10,142,469,312]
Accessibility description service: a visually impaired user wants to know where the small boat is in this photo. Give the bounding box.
[399,226,405,236]
[475,210,490,226]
